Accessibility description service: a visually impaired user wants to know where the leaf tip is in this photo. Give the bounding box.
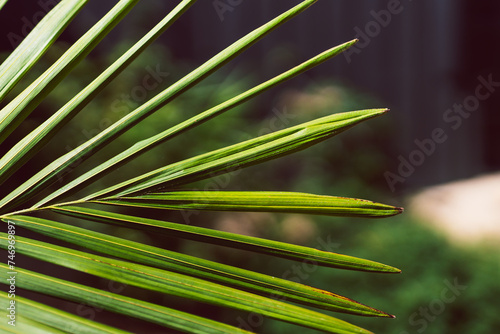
[381,264,402,274]
[376,310,397,319]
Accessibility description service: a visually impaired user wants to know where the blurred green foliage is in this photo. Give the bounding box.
[4,41,499,333]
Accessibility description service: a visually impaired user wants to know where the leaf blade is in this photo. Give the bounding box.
[0,263,251,334]
[0,292,131,334]
[5,214,393,317]
[0,233,373,334]
[90,108,387,199]
[0,0,139,145]
[49,205,401,273]
[0,0,8,11]
[0,0,87,103]
[0,0,197,187]
[98,190,402,218]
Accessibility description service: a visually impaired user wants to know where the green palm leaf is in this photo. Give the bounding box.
[83,108,387,200]
[0,317,69,334]
[96,190,402,217]
[0,0,8,11]
[0,292,131,334]
[33,39,357,208]
[0,264,250,334]
[0,0,402,333]
[0,0,195,187]
[4,215,392,317]
[0,0,317,211]
[0,0,139,145]
[0,234,372,334]
[48,206,399,273]
[0,0,87,104]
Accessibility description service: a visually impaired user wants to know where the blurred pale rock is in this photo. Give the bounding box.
[408,173,500,244]
[214,212,317,245]
[215,212,276,237]
[280,214,317,245]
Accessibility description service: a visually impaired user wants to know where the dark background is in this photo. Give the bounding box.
[2,0,499,192]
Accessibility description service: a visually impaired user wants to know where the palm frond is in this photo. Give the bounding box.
[0,1,402,333]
